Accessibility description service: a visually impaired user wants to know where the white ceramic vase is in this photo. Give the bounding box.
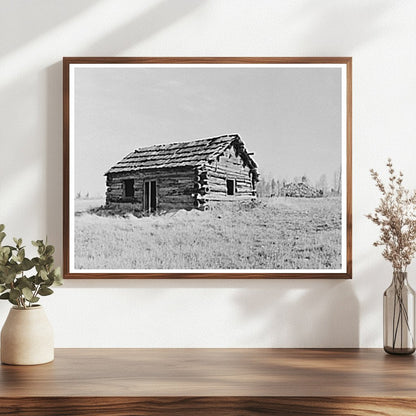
[1,305,54,365]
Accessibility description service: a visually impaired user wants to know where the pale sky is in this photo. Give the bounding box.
[73,65,342,196]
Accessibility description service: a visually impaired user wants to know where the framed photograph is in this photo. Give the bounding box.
[63,57,352,279]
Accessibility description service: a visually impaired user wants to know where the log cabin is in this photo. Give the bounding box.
[105,134,259,212]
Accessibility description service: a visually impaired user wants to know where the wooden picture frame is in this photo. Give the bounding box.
[63,57,352,279]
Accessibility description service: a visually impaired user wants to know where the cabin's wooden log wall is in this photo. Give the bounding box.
[194,146,256,210]
[106,168,195,211]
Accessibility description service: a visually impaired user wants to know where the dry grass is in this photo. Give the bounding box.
[74,198,105,213]
[73,197,342,270]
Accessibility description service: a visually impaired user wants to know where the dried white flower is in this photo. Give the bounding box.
[367,159,416,272]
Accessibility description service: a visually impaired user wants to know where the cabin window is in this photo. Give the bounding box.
[226,179,236,195]
[124,179,134,198]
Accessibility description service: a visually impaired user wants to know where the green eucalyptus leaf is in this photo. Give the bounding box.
[42,274,54,286]
[3,245,17,251]
[39,269,48,281]
[0,232,6,244]
[0,251,9,266]
[0,285,6,293]
[22,287,34,301]
[52,267,63,285]
[9,288,21,301]
[21,258,33,271]
[34,275,43,285]
[0,224,4,232]
[43,256,54,266]
[9,263,20,274]
[3,272,16,285]
[38,287,53,296]
[17,276,35,290]
[45,245,55,256]
[0,246,10,255]
[8,297,18,306]
[17,248,25,262]
[0,291,17,306]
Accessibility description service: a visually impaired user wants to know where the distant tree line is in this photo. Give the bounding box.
[76,191,89,199]
[256,166,342,198]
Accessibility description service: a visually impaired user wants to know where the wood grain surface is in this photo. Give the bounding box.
[0,348,415,415]
[1,397,416,416]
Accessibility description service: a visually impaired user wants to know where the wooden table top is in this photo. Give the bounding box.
[1,348,415,398]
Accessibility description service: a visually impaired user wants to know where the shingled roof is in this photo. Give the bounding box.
[105,134,257,175]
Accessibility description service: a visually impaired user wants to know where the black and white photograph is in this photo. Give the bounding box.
[64,58,352,278]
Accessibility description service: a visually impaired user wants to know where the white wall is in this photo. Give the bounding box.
[0,0,415,347]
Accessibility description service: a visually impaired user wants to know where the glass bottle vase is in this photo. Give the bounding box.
[383,271,416,355]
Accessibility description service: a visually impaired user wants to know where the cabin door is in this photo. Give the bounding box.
[144,180,157,213]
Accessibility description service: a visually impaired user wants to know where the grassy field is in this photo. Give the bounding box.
[73,197,342,270]
[74,197,105,213]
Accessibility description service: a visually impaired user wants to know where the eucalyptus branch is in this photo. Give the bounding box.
[0,225,62,308]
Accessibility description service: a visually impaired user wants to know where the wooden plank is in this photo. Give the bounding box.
[206,164,248,173]
[1,348,416,415]
[159,203,194,211]
[206,184,226,193]
[1,348,416,397]
[160,196,194,202]
[0,396,415,416]
[208,196,254,201]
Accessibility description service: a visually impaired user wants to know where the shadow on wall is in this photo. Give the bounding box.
[46,62,64,264]
[290,0,394,53]
[59,276,359,348]
[44,0,206,264]
[81,0,205,55]
[233,279,359,347]
[0,0,101,56]
[354,247,394,347]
